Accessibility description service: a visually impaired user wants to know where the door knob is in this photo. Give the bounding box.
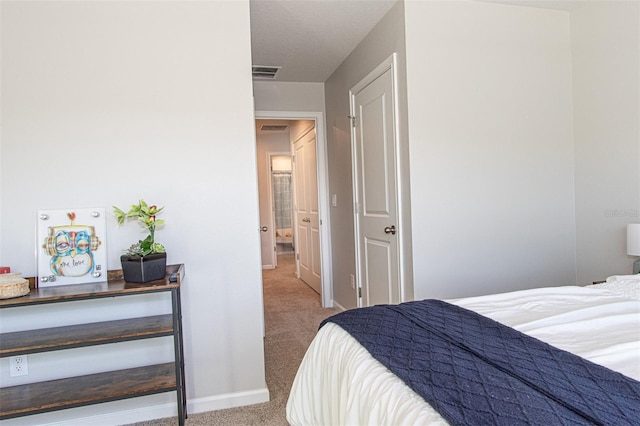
[384,225,396,235]
[260,226,268,232]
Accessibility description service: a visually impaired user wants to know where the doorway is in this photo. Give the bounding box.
[255,112,333,307]
[256,120,292,270]
[271,154,294,256]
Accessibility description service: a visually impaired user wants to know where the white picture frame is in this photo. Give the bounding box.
[37,207,108,287]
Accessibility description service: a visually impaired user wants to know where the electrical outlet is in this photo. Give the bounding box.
[9,355,29,377]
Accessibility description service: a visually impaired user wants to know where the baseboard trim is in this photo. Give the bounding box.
[332,300,348,312]
[189,387,270,413]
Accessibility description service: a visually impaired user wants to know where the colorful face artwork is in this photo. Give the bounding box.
[38,209,106,286]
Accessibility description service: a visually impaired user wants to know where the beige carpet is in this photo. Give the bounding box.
[128,254,338,425]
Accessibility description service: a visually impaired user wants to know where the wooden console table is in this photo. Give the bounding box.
[0,264,187,425]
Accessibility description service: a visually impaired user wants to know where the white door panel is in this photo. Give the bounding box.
[363,237,394,306]
[311,226,321,280]
[360,95,392,216]
[352,61,400,306]
[297,221,310,273]
[293,127,322,294]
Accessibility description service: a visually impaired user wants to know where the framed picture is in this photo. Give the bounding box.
[37,208,108,287]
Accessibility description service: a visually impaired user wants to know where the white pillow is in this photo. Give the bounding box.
[592,274,640,301]
[606,273,640,283]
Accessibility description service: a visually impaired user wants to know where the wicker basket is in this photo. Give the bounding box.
[0,274,30,299]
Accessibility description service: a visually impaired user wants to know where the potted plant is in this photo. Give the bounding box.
[113,200,167,283]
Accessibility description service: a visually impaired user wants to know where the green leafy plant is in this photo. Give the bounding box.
[113,200,166,256]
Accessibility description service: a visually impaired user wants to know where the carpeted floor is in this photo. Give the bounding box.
[127,254,338,425]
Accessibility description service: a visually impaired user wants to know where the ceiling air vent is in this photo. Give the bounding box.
[252,66,281,80]
[260,124,289,132]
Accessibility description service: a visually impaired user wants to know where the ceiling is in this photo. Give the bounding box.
[250,0,397,82]
[250,0,585,83]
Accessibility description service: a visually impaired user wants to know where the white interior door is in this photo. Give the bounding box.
[293,126,322,294]
[351,60,400,307]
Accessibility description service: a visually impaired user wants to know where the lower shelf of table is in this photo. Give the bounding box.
[0,363,177,420]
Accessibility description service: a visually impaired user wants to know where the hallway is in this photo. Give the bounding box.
[260,253,338,424]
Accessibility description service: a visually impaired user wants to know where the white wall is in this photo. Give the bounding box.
[324,0,413,310]
[572,0,640,283]
[0,1,267,424]
[405,0,577,299]
[253,81,326,113]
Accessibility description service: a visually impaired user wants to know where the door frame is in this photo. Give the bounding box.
[349,53,407,307]
[255,110,333,308]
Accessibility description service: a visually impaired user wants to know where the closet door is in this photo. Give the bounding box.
[351,57,400,306]
[293,127,321,294]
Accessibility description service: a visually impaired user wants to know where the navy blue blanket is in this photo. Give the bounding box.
[321,300,640,425]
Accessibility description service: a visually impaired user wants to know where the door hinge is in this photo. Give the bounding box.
[296,253,300,260]
[358,286,362,298]
[348,115,357,127]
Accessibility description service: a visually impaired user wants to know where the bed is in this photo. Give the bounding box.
[286,275,640,425]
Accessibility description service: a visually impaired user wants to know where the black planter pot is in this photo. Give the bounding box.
[120,253,167,283]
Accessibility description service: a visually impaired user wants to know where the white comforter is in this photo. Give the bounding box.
[286,276,640,426]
